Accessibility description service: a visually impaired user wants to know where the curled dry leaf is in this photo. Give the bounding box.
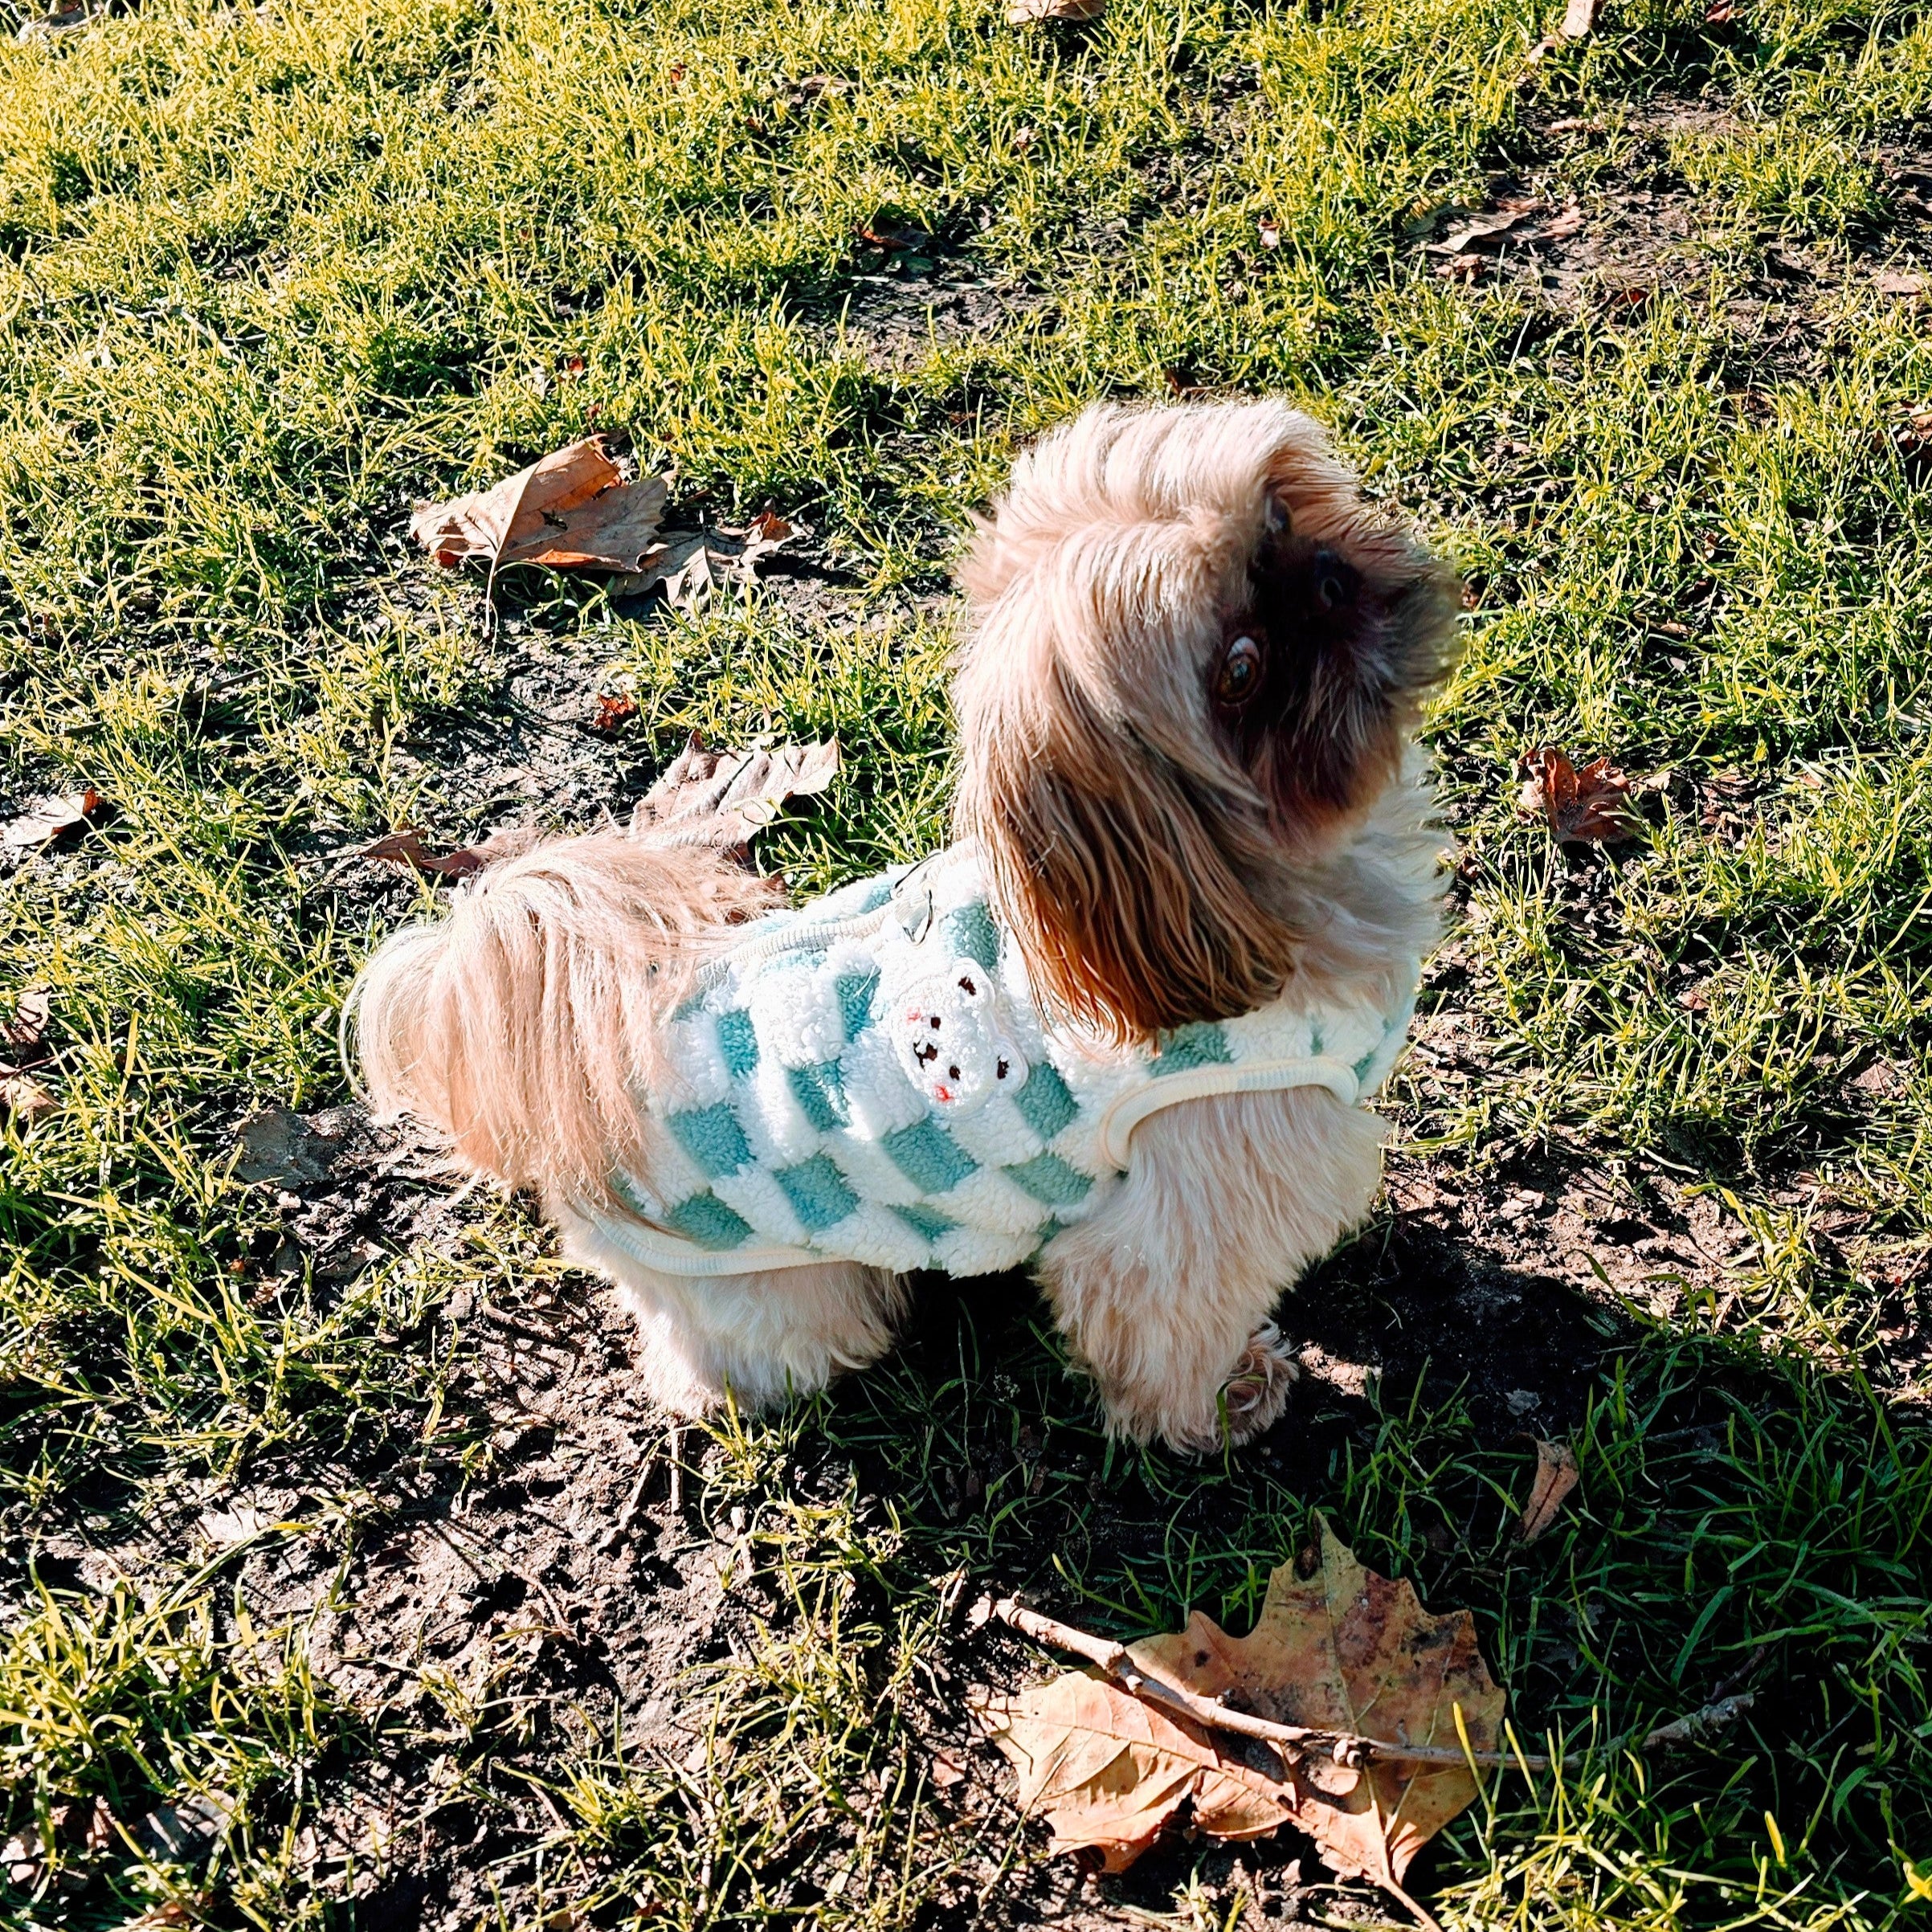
[2,787,108,850]
[982,1517,1503,1889]
[1518,1440,1580,1542]
[607,513,797,613]
[1428,207,1538,255]
[1008,0,1105,17]
[410,439,668,574]
[358,830,488,880]
[631,734,840,852]
[592,692,639,733]
[1517,747,1640,843]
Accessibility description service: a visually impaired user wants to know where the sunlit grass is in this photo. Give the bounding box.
[2,0,1931,1922]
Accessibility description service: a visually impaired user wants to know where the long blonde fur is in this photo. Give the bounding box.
[354,831,778,1207]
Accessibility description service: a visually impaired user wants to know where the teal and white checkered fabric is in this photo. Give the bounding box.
[594,846,1417,1278]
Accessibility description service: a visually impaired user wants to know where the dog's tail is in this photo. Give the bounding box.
[346,827,779,1206]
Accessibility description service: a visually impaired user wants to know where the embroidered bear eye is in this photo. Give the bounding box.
[929,1015,941,1029]
[996,1059,1009,1080]
[949,1064,960,1080]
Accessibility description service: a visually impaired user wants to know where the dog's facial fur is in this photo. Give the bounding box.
[953,400,1458,1043]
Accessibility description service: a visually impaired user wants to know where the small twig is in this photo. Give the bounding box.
[1639,1692,1754,1750]
[985,1595,1542,1770]
[515,1566,578,1642]
[666,1422,684,1517]
[615,1453,657,1534]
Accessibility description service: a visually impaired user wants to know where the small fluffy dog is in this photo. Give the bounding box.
[353,399,1458,1452]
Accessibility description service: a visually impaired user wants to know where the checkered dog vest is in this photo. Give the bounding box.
[590,846,1418,1278]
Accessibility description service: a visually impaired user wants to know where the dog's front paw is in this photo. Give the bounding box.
[1222,1320,1300,1444]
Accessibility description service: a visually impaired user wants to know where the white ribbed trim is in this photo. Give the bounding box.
[591,1205,823,1279]
[1091,1055,1362,1170]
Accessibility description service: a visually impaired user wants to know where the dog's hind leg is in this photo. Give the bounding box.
[1035,1085,1387,1454]
[555,1204,906,1418]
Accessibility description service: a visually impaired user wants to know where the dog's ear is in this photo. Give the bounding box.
[962,664,1297,1044]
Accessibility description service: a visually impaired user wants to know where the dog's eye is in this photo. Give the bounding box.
[1214,635,1264,707]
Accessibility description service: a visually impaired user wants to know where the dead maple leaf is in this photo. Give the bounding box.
[1517,1440,1580,1542]
[410,439,668,574]
[979,1673,1294,1873]
[592,692,639,733]
[631,734,840,852]
[2,787,108,850]
[1008,0,1105,18]
[984,1517,1503,1890]
[358,830,488,880]
[1516,747,1640,843]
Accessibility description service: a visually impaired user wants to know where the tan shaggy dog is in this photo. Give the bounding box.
[352,399,1459,1453]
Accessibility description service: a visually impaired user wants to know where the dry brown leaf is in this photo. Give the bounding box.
[1428,208,1539,255]
[1516,747,1640,843]
[410,439,668,574]
[1518,1440,1580,1542]
[3,987,51,1052]
[984,1518,1503,1888]
[607,514,797,612]
[1008,0,1105,18]
[1539,204,1586,240]
[631,735,840,852]
[1561,0,1599,33]
[2,787,107,850]
[592,692,639,733]
[358,829,488,880]
[2,1072,58,1121]
[929,1749,968,1789]
[1877,269,1927,296]
[980,1673,1294,1873]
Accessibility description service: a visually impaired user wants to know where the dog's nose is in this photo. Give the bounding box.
[1312,548,1359,611]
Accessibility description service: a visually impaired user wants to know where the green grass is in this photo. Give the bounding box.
[2,0,1932,1924]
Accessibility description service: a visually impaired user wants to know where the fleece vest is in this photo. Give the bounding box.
[589,845,1417,1279]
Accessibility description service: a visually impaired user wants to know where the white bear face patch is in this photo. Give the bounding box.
[890,958,1027,1116]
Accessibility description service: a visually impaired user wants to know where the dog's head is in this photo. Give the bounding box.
[952,398,1459,1044]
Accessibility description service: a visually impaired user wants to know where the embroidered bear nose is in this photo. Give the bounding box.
[929,1016,941,1029]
